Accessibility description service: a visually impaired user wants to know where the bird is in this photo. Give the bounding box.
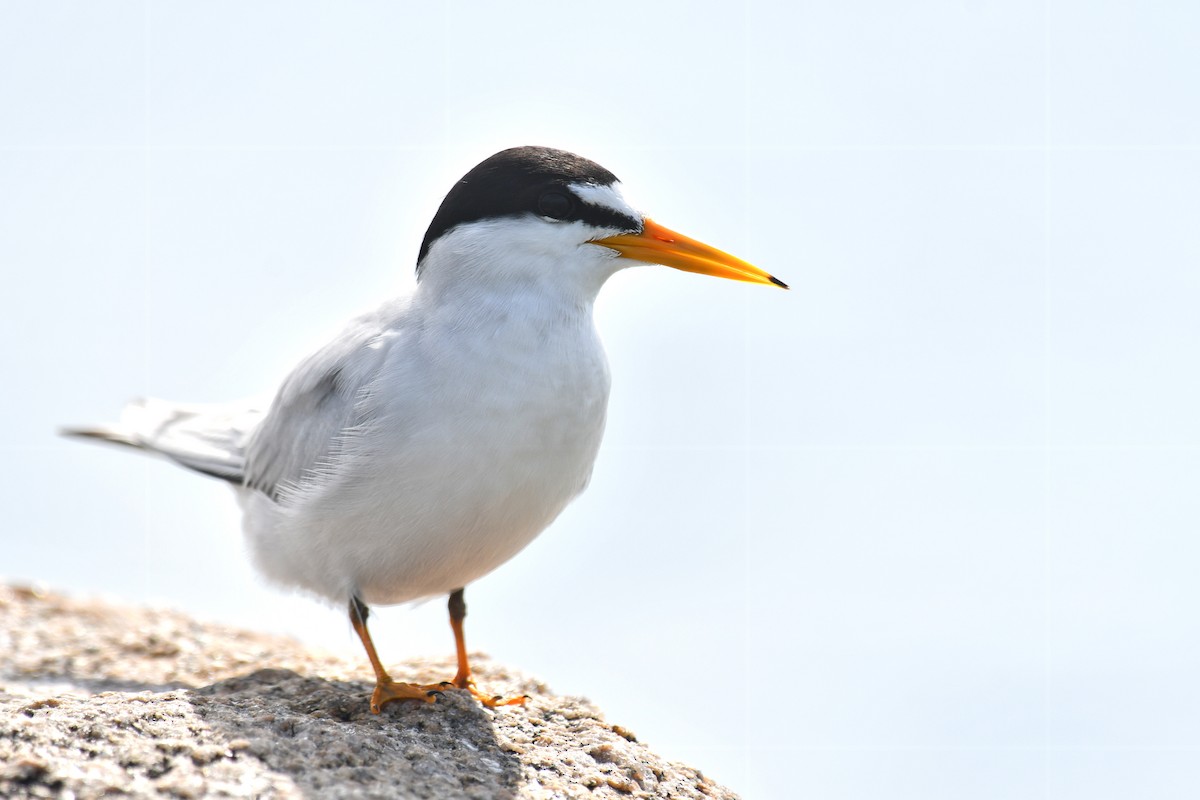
[65,146,787,711]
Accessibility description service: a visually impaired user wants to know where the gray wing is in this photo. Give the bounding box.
[242,314,388,501]
[64,307,400,496]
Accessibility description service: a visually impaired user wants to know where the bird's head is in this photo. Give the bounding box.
[415,146,787,298]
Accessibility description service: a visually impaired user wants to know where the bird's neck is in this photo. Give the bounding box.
[414,277,597,344]
[412,221,620,315]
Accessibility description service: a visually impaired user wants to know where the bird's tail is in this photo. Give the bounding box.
[62,397,263,485]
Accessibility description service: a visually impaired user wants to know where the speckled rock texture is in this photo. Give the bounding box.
[0,585,737,799]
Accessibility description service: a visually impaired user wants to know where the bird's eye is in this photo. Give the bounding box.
[537,191,575,220]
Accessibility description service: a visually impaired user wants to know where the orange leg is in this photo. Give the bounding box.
[448,588,527,708]
[349,597,444,713]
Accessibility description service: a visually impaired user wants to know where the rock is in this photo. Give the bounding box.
[0,585,737,799]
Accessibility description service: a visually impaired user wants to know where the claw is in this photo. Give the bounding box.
[474,689,528,708]
[445,674,528,708]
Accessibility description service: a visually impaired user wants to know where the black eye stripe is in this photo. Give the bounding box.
[536,190,641,233]
[573,202,640,234]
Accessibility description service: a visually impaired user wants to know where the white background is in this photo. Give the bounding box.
[2,2,1199,797]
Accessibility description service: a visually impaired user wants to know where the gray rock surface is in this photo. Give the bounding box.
[0,585,737,799]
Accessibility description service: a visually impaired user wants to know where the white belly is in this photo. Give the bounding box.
[240,311,611,606]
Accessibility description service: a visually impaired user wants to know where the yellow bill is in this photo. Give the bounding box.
[592,218,787,289]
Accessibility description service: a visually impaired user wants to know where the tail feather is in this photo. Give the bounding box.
[62,397,264,485]
[60,425,144,449]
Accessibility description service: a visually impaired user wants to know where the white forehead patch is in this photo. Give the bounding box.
[569,182,642,222]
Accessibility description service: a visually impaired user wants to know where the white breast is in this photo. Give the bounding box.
[239,283,612,607]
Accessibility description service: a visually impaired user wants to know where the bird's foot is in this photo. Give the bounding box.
[369,679,445,713]
[453,675,529,708]
[369,677,527,712]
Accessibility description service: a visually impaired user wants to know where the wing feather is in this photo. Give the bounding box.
[243,311,392,500]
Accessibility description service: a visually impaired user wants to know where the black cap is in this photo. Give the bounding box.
[417,147,640,270]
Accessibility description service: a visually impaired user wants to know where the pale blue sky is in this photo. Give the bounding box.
[2,2,1199,797]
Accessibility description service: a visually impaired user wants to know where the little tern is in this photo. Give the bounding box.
[66,146,787,711]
